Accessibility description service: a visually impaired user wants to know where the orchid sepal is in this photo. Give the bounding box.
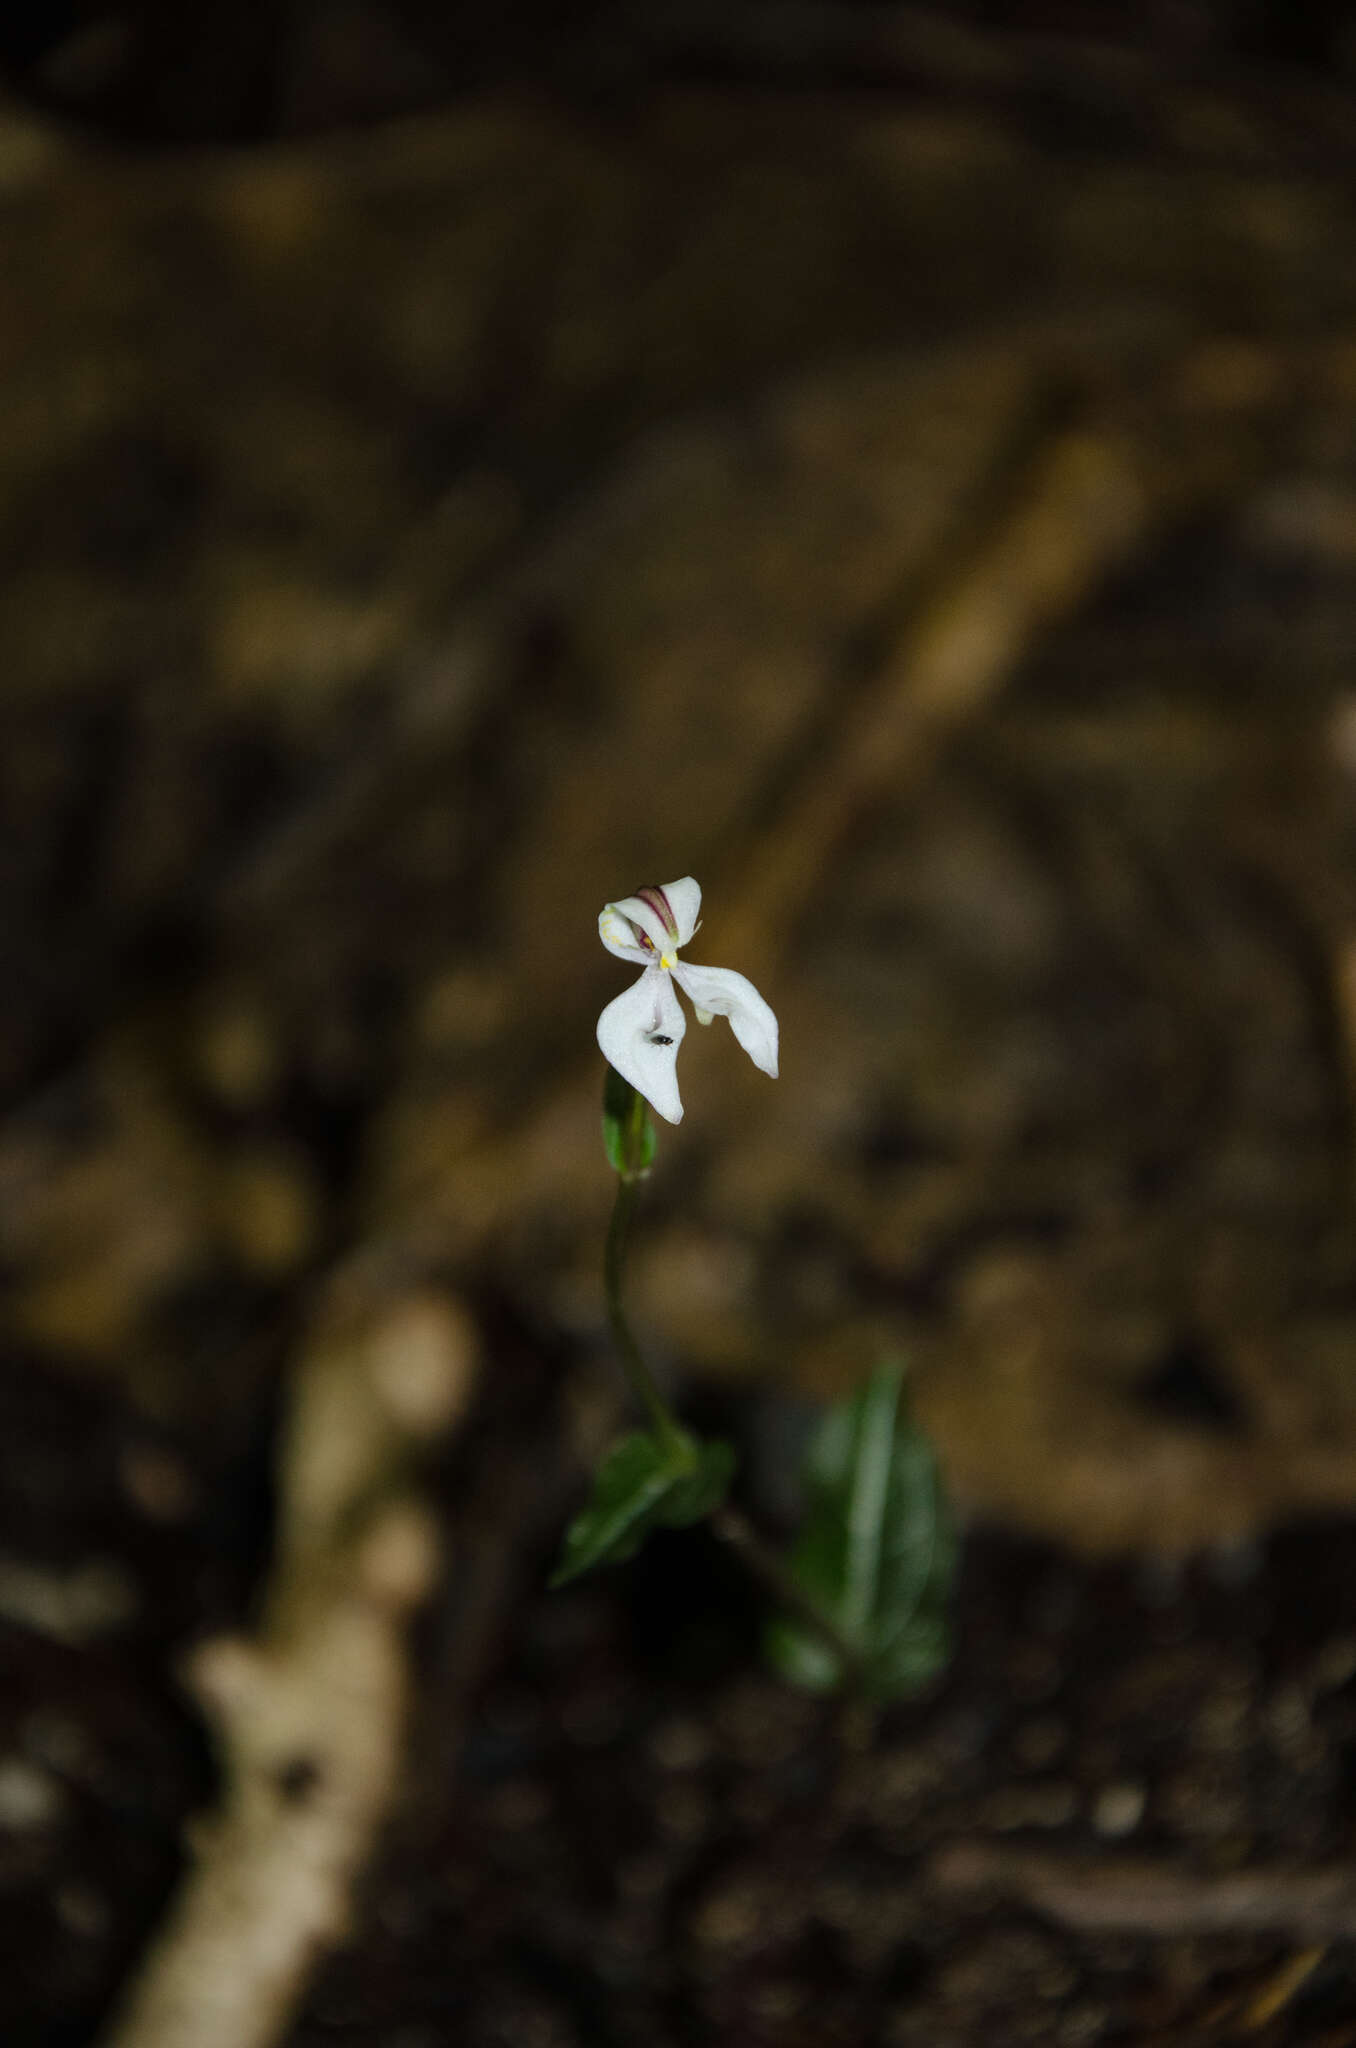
[671,962,779,1079]
[596,966,686,1124]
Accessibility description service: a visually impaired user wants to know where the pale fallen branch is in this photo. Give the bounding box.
[100,1292,478,2048]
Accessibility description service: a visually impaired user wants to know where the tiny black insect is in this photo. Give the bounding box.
[647,1032,674,1046]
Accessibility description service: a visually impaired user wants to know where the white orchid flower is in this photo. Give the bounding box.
[597,877,779,1123]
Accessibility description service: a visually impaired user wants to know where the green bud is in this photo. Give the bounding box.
[602,1064,657,1181]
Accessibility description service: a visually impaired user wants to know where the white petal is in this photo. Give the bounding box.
[658,876,702,946]
[596,967,687,1123]
[672,962,779,1079]
[600,879,701,962]
[598,905,654,965]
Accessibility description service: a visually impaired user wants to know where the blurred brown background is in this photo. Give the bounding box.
[5,5,1356,2043]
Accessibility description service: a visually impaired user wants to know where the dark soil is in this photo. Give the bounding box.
[7,1350,1356,2047]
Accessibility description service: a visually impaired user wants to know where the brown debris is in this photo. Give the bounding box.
[933,1839,1356,1942]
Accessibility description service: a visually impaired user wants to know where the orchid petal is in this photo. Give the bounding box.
[605,895,670,954]
[598,905,654,965]
[671,962,779,1079]
[658,876,702,946]
[596,966,688,1123]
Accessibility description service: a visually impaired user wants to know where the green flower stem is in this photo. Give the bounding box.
[603,1089,867,1689]
[604,1165,690,1459]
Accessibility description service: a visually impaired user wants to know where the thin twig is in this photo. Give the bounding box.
[711,1502,869,1694]
[933,1840,1356,1942]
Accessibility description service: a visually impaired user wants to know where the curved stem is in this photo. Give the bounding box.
[604,1167,687,1455]
[601,1079,866,1691]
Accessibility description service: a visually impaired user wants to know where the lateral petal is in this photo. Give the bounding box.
[596,967,688,1123]
[598,904,655,965]
[672,962,779,1079]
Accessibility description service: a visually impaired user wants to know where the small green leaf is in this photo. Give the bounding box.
[765,1359,956,1700]
[656,1437,737,1528]
[602,1065,657,1180]
[550,1430,736,1587]
[763,1614,843,1694]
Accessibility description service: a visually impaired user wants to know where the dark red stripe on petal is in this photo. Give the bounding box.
[634,885,678,941]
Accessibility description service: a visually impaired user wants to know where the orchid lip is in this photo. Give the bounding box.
[622,923,677,972]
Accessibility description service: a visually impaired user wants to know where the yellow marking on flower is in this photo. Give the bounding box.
[659,950,677,970]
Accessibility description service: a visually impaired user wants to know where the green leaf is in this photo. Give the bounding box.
[765,1359,956,1700]
[550,1429,735,1587]
[655,1437,737,1529]
[602,1065,657,1180]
